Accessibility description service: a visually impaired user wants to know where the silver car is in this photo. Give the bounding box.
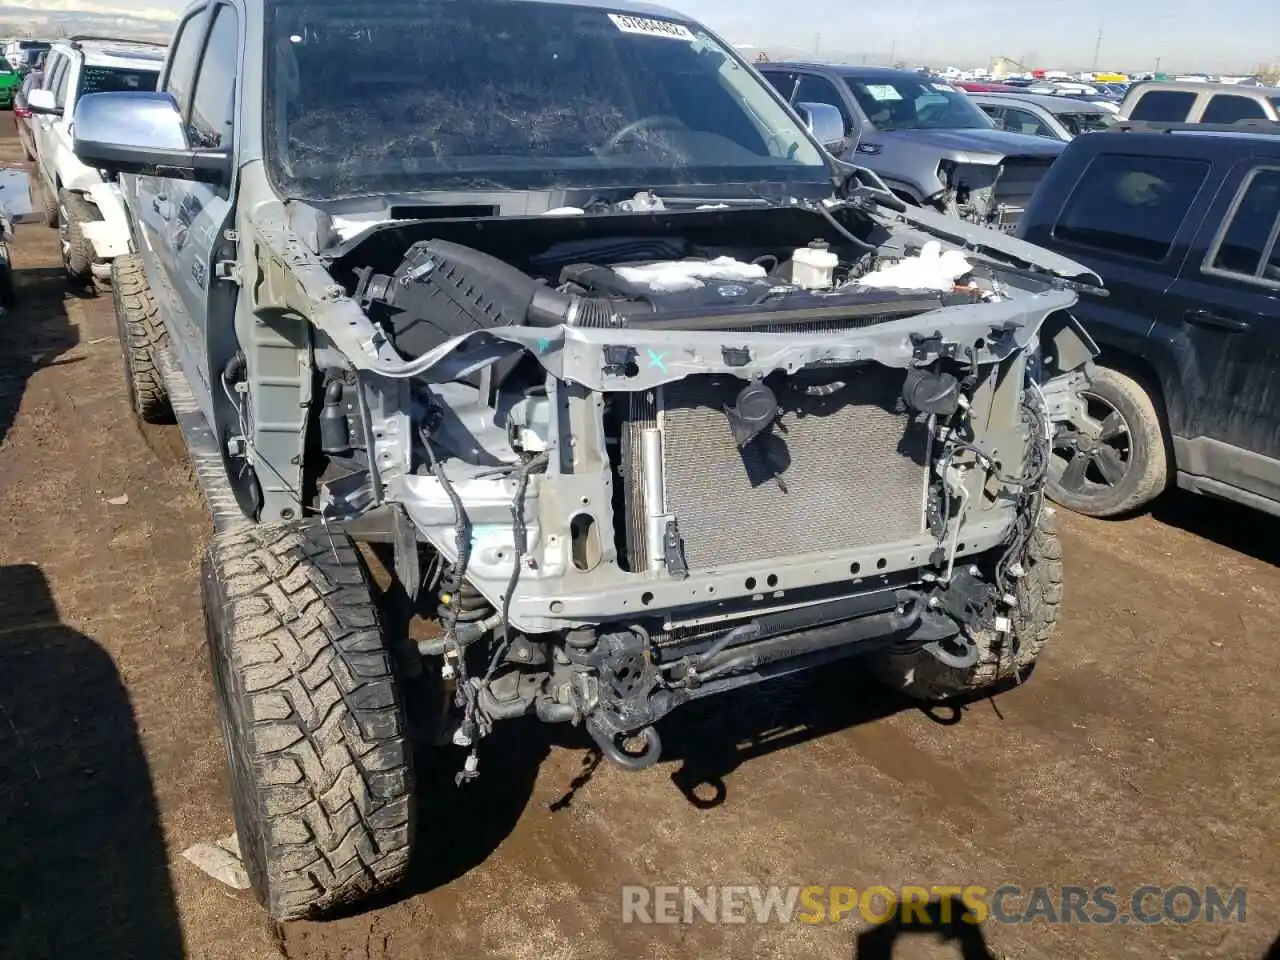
[968,93,1114,141]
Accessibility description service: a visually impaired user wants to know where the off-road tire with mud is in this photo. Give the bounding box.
[111,254,173,424]
[59,189,102,290]
[202,521,416,921]
[867,506,1063,701]
[1046,366,1169,518]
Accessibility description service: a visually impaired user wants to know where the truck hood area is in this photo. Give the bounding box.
[251,199,1096,387]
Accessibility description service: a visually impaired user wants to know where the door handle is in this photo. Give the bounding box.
[1184,309,1249,333]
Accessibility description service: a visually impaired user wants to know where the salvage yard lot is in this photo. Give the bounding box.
[0,127,1277,960]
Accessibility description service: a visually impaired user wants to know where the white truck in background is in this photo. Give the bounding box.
[25,36,165,290]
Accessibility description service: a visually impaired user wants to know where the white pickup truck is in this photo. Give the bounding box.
[25,36,165,291]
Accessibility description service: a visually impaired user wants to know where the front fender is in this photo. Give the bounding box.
[57,148,106,195]
[78,182,134,260]
[1040,310,1100,378]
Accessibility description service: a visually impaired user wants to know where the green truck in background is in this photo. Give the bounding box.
[0,60,22,109]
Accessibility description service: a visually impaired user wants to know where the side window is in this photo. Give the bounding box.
[51,55,71,107]
[1201,95,1267,124]
[978,104,1003,125]
[1052,153,1210,261]
[164,10,209,116]
[42,53,63,93]
[187,5,238,149]
[1003,107,1055,138]
[760,71,797,100]
[1207,168,1280,282]
[1128,90,1196,122]
[794,74,853,131]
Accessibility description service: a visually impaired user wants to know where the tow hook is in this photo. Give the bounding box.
[922,635,980,669]
[588,722,663,772]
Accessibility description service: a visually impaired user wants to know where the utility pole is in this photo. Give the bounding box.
[888,38,896,66]
[1091,26,1103,72]
[814,32,820,56]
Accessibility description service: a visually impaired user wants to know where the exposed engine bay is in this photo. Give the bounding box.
[291,200,1096,777]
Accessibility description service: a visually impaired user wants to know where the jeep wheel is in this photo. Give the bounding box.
[203,522,415,921]
[1046,366,1168,518]
[58,188,102,291]
[111,254,173,424]
[866,506,1063,701]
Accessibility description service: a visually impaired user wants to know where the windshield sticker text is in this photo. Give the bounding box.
[607,13,696,41]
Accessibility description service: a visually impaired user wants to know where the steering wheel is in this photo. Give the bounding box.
[600,114,688,154]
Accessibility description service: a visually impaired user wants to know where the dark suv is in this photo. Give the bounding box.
[1017,123,1280,518]
[758,63,1064,231]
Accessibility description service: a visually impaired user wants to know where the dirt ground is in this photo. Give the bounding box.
[0,128,1277,960]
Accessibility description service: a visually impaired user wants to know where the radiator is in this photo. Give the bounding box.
[620,365,930,573]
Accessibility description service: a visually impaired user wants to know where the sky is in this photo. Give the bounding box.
[126,0,1280,73]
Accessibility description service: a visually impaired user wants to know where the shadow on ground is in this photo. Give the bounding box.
[853,896,996,960]
[1150,489,1280,567]
[0,564,182,959]
[658,661,961,809]
[0,265,81,447]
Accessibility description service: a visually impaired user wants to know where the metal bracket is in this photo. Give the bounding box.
[215,260,242,284]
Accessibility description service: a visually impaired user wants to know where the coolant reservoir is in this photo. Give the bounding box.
[791,240,838,290]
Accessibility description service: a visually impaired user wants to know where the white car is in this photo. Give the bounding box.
[25,36,166,289]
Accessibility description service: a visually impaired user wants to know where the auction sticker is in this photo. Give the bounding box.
[608,13,696,40]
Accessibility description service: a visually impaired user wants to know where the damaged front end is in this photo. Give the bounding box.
[252,199,1097,776]
[935,155,1058,234]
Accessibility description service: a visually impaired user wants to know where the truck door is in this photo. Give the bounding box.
[125,6,215,418]
[1159,155,1280,503]
[166,0,239,382]
[34,53,68,192]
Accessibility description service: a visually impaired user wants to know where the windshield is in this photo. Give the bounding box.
[1058,112,1110,136]
[842,76,995,131]
[76,67,159,105]
[263,0,829,200]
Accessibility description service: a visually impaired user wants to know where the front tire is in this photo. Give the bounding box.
[111,254,173,424]
[1046,366,1168,517]
[58,189,102,291]
[867,506,1064,701]
[202,522,416,921]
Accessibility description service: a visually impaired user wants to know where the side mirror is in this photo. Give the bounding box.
[795,101,849,154]
[72,91,230,185]
[26,87,59,116]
